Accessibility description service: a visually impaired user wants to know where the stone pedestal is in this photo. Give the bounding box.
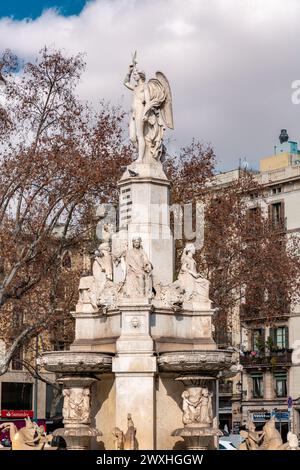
[54,376,99,450]
[171,375,221,450]
[113,300,157,450]
[38,352,112,450]
[113,161,174,287]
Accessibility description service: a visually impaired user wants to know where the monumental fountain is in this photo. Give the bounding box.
[39,54,240,450]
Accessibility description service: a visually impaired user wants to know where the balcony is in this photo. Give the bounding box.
[240,349,293,369]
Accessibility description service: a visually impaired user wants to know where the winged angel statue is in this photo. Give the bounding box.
[124,52,174,163]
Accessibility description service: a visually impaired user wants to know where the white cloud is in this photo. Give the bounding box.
[1,0,300,169]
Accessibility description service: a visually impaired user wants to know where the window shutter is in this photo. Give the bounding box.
[269,328,276,347]
[284,326,289,348]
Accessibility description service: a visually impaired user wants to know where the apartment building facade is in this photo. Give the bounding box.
[214,130,300,439]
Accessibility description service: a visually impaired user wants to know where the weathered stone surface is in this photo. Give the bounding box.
[157,350,238,374]
[38,351,112,374]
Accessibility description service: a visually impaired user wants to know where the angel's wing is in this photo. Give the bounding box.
[155,71,174,129]
[143,71,174,130]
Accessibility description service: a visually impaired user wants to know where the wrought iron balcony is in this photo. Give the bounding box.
[240,349,293,369]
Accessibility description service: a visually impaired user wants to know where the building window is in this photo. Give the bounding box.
[253,329,265,353]
[271,187,282,195]
[276,327,288,349]
[269,202,284,228]
[269,326,288,349]
[252,374,264,398]
[1,382,33,410]
[11,345,23,371]
[53,341,67,351]
[274,372,287,398]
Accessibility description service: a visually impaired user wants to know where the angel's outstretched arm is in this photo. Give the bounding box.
[124,65,134,91]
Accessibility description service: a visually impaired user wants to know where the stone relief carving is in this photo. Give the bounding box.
[181,387,213,427]
[63,388,90,424]
[124,52,174,163]
[130,316,140,329]
[154,280,184,311]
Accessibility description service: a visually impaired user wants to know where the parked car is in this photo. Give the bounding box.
[219,439,237,450]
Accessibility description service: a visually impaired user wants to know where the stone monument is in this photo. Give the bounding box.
[39,53,240,450]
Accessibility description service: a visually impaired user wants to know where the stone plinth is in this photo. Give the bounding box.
[55,376,99,451]
[113,300,157,450]
[69,305,217,354]
[170,374,223,450]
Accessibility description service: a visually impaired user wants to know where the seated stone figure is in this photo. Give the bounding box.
[178,243,210,303]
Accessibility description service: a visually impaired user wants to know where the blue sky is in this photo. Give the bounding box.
[0,0,88,19]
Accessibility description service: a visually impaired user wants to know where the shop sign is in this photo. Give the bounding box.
[0,410,34,418]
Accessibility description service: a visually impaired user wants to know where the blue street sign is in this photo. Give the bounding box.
[275,411,289,421]
[287,396,293,408]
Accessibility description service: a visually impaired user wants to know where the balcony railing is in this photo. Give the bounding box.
[240,350,293,368]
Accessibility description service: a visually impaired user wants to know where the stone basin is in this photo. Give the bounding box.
[38,351,113,374]
[157,349,238,376]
